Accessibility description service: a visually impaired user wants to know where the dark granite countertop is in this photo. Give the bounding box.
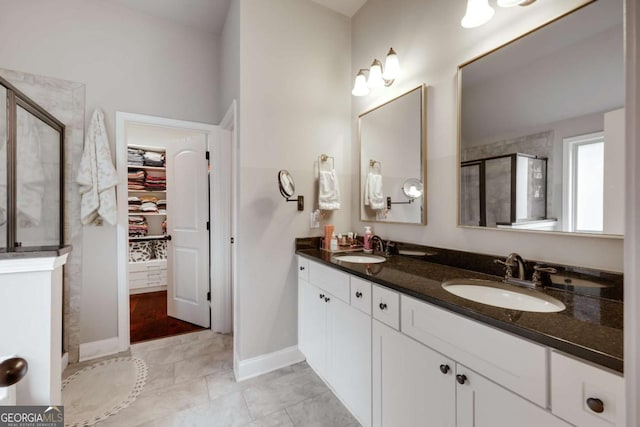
[296,247,623,373]
[0,245,72,260]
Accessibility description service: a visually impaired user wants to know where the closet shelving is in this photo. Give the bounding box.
[127,144,168,294]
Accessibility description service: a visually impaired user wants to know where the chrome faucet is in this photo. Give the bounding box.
[494,252,526,280]
[370,235,395,256]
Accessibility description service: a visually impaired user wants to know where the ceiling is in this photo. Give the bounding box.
[111,0,232,35]
[310,0,367,17]
[111,0,367,36]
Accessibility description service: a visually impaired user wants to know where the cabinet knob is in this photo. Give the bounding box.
[439,364,450,374]
[456,374,467,385]
[324,297,331,302]
[355,291,363,298]
[299,266,305,271]
[586,398,604,414]
[379,303,388,310]
[319,294,325,299]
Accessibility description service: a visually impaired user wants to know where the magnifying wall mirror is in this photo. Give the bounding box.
[278,170,304,211]
[458,0,623,236]
[360,85,427,224]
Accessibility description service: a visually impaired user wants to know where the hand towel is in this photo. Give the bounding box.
[318,169,341,210]
[364,172,385,210]
[77,109,119,225]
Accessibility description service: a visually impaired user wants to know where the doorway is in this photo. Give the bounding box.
[115,112,232,350]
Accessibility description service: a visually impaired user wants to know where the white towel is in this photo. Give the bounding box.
[318,169,341,210]
[77,109,119,225]
[364,172,385,210]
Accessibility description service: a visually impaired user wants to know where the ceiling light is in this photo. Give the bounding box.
[461,0,495,28]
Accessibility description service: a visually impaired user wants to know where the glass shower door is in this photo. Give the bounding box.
[15,105,61,247]
[0,86,6,250]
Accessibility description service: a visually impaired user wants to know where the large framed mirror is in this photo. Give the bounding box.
[360,84,427,224]
[458,0,623,236]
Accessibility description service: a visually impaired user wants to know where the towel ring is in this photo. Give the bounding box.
[319,154,335,170]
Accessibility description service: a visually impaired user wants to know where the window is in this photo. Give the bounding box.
[563,132,604,233]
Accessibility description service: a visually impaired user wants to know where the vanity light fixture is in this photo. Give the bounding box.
[352,48,400,97]
[462,0,537,28]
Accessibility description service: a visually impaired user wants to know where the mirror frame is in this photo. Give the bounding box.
[359,84,428,225]
[456,0,622,239]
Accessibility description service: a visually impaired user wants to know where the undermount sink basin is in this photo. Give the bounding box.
[441,279,565,313]
[333,254,386,264]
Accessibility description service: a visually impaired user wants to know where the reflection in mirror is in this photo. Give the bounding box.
[0,85,5,250]
[402,178,424,199]
[458,0,623,236]
[360,85,426,224]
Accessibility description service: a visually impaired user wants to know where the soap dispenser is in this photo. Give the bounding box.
[363,226,373,254]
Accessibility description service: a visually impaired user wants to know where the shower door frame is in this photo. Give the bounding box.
[1,75,65,250]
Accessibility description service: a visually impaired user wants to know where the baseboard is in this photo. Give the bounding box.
[235,345,305,382]
[79,337,120,362]
[61,352,69,372]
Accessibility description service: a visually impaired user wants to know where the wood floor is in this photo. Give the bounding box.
[129,291,206,343]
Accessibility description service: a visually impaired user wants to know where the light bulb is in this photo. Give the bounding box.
[382,48,400,81]
[351,70,369,96]
[367,59,384,88]
[461,0,495,28]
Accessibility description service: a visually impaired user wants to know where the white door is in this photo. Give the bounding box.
[166,135,210,328]
[372,320,456,427]
[456,364,571,427]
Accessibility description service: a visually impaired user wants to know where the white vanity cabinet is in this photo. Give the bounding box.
[298,259,372,427]
[551,351,625,427]
[372,320,456,427]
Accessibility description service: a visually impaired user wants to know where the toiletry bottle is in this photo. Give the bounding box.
[330,233,339,251]
[324,225,334,250]
[363,226,373,253]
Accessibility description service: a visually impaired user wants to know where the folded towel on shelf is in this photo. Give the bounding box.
[77,109,119,225]
[143,151,165,167]
[364,172,385,210]
[318,169,341,210]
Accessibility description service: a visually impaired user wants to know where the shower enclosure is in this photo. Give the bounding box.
[0,76,64,251]
[460,153,548,227]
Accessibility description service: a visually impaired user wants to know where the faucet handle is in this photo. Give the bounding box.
[494,258,513,278]
[532,264,557,285]
[494,259,507,266]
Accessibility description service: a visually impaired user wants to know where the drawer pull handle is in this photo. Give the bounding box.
[379,303,388,310]
[319,294,325,299]
[324,297,331,303]
[456,374,467,385]
[355,292,363,298]
[439,364,450,374]
[586,398,604,414]
[299,266,305,271]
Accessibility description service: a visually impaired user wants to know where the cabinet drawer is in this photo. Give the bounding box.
[401,294,547,407]
[350,276,371,315]
[551,351,625,427]
[308,260,350,303]
[298,256,309,282]
[372,285,399,330]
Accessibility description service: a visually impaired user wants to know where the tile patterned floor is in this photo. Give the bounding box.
[63,331,359,427]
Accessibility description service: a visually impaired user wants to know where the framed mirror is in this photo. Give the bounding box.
[458,0,623,236]
[360,85,427,224]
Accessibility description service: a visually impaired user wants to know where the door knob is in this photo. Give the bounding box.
[439,364,450,374]
[586,398,604,414]
[456,374,467,385]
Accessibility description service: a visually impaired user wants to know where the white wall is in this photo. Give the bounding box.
[0,0,221,343]
[235,0,351,360]
[351,0,623,272]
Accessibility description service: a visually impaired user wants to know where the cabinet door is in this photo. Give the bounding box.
[327,296,372,427]
[372,320,455,427]
[456,365,571,427]
[299,280,327,376]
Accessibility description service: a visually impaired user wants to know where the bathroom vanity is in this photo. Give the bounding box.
[296,242,624,427]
